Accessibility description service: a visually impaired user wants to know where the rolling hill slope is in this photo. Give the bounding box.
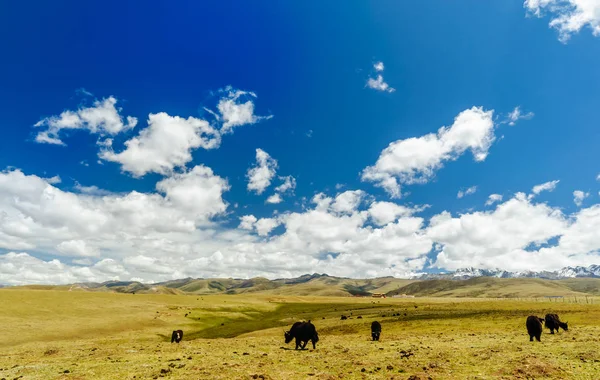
[7,274,600,298]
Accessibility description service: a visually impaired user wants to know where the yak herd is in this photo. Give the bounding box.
[169,311,570,349]
[526,313,568,342]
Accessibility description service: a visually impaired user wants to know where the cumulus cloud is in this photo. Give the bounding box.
[247,149,278,194]
[485,194,503,206]
[428,192,569,271]
[99,113,220,177]
[0,167,229,254]
[3,167,600,284]
[237,215,281,236]
[524,0,600,42]
[506,106,534,126]
[368,201,424,226]
[457,186,478,199]
[217,86,273,134]
[266,193,283,204]
[34,97,137,145]
[239,215,258,230]
[366,61,395,93]
[573,190,589,206]
[532,180,560,195]
[362,107,495,198]
[56,240,99,257]
[265,176,296,204]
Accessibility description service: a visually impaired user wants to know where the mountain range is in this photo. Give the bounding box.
[5,264,599,298]
[414,265,600,280]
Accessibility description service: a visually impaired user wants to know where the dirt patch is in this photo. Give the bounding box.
[510,356,563,378]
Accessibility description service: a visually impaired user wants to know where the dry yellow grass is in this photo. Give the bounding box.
[1,289,599,379]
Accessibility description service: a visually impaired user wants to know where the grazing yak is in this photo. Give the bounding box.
[526,316,544,342]
[371,321,382,341]
[340,315,348,320]
[284,321,319,350]
[171,330,183,343]
[545,313,568,334]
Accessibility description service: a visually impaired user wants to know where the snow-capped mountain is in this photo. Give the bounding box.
[412,265,600,280]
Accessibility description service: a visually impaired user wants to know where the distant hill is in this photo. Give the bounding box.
[387,277,600,298]
[5,271,600,298]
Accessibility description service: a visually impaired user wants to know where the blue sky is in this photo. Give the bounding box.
[1,1,599,284]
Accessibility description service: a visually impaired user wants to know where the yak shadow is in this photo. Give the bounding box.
[279,347,312,351]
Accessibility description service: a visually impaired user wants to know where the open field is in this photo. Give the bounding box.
[1,290,600,379]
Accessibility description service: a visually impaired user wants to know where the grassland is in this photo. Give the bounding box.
[1,289,600,379]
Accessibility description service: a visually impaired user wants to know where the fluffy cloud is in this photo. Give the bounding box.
[428,192,569,271]
[266,193,283,204]
[217,87,273,134]
[366,62,395,93]
[457,186,477,199]
[34,97,137,145]
[0,252,129,286]
[485,194,503,206]
[266,176,296,204]
[573,190,589,206]
[99,113,220,177]
[362,107,495,198]
[532,180,560,195]
[56,240,99,257]
[368,201,424,226]
[239,215,258,230]
[0,167,229,253]
[247,149,278,194]
[524,0,600,42]
[2,168,600,284]
[237,215,281,236]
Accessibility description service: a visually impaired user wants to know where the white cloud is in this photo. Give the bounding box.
[428,192,569,271]
[524,0,600,42]
[247,149,278,194]
[44,175,61,185]
[366,62,395,93]
[485,194,503,206]
[0,166,229,254]
[56,240,99,257]
[99,113,220,177]
[330,190,365,214]
[34,97,137,145]
[368,201,423,226]
[4,166,600,284]
[74,183,113,197]
[596,173,600,181]
[266,176,296,204]
[266,193,283,204]
[367,75,395,93]
[239,215,258,230]
[217,87,273,134]
[362,107,495,198]
[237,215,281,236]
[457,186,478,199]
[274,176,296,194]
[573,190,589,206]
[255,218,281,236]
[532,179,560,195]
[506,106,534,126]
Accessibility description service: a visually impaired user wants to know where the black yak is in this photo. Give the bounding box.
[526,316,544,342]
[171,329,183,343]
[545,313,568,334]
[284,320,319,350]
[371,321,381,341]
[340,315,347,320]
